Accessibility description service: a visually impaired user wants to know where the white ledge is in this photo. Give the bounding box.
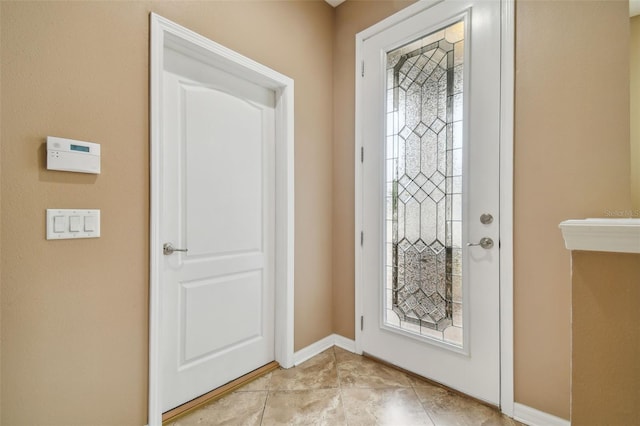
[559,218,640,254]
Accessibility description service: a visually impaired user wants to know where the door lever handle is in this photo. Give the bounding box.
[467,237,494,249]
[163,243,188,256]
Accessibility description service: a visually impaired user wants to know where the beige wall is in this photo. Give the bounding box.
[632,16,640,210]
[571,251,640,424]
[0,1,334,425]
[514,0,631,419]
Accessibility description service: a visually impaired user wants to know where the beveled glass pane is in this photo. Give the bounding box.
[384,20,464,346]
[445,21,464,44]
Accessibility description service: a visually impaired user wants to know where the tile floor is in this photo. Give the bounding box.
[167,346,523,426]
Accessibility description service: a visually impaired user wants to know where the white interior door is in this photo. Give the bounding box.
[358,0,501,404]
[160,47,276,411]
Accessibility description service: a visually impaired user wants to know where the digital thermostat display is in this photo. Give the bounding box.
[47,136,101,174]
[70,144,90,153]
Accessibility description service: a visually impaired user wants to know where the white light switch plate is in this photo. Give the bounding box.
[46,209,100,240]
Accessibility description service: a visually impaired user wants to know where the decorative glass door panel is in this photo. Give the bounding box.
[360,0,500,403]
[385,21,464,346]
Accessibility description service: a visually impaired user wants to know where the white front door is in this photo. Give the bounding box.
[160,46,276,411]
[358,0,501,404]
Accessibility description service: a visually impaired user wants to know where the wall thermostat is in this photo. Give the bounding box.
[47,136,100,174]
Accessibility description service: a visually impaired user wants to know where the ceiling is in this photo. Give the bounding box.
[326,0,640,16]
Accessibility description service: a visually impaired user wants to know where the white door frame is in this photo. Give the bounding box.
[148,13,295,426]
[354,0,515,416]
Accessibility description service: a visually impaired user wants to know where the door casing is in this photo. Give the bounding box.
[149,13,295,426]
[354,0,515,416]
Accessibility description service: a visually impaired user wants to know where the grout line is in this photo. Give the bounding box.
[262,369,274,424]
[162,362,278,424]
[410,384,437,426]
[259,388,270,425]
[334,346,350,426]
[338,382,349,426]
[333,346,344,388]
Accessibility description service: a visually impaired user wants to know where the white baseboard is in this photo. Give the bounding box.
[513,403,570,426]
[333,334,356,352]
[292,334,356,365]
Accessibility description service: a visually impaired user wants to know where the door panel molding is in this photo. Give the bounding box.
[149,13,294,426]
[354,0,514,416]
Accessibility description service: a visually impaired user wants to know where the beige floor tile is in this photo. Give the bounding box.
[337,355,412,388]
[172,347,525,426]
[168,390,267,426]
[236,372,273,392]
[269,349,338,390]
[334,345,361,363]
[341,387,434,426]
[413,384,523,426]
[261,388,346,425]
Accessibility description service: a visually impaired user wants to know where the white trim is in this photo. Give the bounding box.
[149,13,294,426]
[148,15,163,425]
[293,335,335,365]
[334,334,357,353]
[354,0,515,415]
[354,31,363,356]
[324,0,346,8]
[355,0,442,42]
[631,0,640,17]
[499,0,515,417]
[513,403,571,426]
[293,334,357,365]
[559,218,640,254]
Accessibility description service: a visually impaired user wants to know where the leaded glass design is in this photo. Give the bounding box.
[385,21,464,346]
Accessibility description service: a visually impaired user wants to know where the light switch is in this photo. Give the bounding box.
[54,215,66,233]
[84,215,96,232]
[46,209,100,240]
[69,216,82,232]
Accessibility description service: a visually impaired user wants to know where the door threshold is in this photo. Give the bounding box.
[362,352,498,410]
[162,361,280,424]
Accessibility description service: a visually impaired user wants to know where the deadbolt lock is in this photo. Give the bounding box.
[480,213,494,225]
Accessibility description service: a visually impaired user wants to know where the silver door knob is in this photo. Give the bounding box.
[467,237,494,249]
[163,243,188,255]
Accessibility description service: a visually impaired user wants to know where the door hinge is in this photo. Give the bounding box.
[360,315,364,331]
[360,146,364,163]
[361,60,365,77]
[360,231,364,246]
